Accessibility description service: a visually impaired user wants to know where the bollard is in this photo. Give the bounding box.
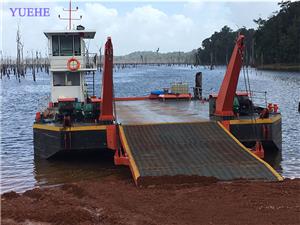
[194,72,202,100]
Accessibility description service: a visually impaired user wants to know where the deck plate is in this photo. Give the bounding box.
[120,121,280,185]
[116,100,209,125]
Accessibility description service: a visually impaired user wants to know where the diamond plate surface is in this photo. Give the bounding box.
[122,122,278,181]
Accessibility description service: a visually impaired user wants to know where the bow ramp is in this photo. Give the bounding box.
[119,121,282,185]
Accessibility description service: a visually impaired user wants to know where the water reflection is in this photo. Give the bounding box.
[33,150,131,188]
[264,149,283,174]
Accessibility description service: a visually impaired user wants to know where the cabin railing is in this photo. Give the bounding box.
[49,53,97,71]
[83,53,97,69]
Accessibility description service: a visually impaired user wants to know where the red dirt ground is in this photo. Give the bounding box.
[1,175,300,225]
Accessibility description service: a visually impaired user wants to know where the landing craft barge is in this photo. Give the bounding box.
[33,21,283,184]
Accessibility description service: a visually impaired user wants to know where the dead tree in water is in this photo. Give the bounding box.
[44,53,50,74]
[36,51,39,73]
[210,52,214,70]
[15,25,29,81]
[20,42,25,78]
[32,50,36,82]
[16,26,22,82]
[0,50,3,79]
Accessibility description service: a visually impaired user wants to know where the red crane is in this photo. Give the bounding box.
[99,37,115,122]
[99,37,129,164]
[213,35,264,158]
[214,35,245,118]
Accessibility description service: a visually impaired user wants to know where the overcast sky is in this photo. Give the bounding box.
[0,0,280,57]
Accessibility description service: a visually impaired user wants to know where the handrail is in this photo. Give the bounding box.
[48,52,97,57]
[239,90,268,108]
[49,53,97,69]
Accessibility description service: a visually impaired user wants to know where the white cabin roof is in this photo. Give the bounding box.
[44,30,96,39]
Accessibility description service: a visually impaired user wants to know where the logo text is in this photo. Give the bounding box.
[10,8,50,17]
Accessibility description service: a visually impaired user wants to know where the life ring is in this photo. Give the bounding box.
[67,58,80,71]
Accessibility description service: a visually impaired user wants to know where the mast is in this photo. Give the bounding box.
[58,0,82,30]
[69,0,71,30]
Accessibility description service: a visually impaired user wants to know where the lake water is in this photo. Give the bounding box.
[1,65,299,193]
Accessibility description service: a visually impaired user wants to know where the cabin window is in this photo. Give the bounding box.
[53,72,80,86]
[52,36,59,56]
[60,35,73,56]
[74,36,81,56]
[53,72,66,86]
[66,72,80,86]
[51,35,82,56]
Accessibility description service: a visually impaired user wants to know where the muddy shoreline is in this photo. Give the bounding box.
[1,175,300,225]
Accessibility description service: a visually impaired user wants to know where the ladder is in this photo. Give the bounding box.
[84,72,95,97]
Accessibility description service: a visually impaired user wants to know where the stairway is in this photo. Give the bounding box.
[84,72,95,97]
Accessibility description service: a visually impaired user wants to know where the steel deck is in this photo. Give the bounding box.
[116,100,209,124]
[115,99,280,125]
[119,121,282,185]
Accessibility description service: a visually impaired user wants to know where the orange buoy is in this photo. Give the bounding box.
[251,141,265,159]
[35,112,41,122]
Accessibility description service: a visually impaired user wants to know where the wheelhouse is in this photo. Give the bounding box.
[44,27,96,102]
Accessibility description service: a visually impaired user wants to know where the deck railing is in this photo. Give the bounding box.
[240,90,268,108]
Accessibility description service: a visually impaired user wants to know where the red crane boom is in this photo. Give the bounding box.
[99,37,114,122]
[214,35,245,118]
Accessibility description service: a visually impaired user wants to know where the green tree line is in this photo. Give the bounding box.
[194,1,300,67]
